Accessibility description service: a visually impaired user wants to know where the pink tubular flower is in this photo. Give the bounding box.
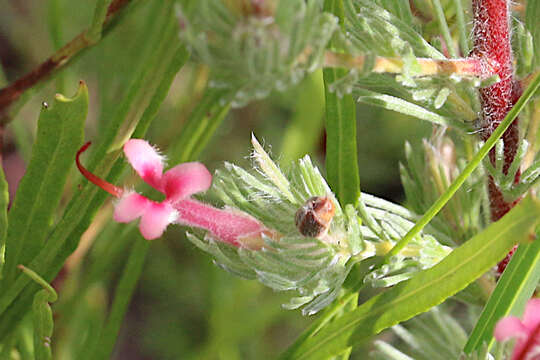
[494,298,540,360]
[76,139,273,246]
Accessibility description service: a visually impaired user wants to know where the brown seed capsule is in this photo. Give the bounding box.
[295,196,335,238]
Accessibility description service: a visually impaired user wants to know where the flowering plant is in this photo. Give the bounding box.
[0,0,539,359]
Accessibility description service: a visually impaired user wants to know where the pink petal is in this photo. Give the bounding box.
[124,139,165,191]
[494,316,527,341]
[138,201,177,240]
[522,299,540,331]
[175,199,266,246]
[162,162,212,203]
[113,192,151,223]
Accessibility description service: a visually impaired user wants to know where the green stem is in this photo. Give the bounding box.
[431,0,457,58]
[452,0,469,55]
[385,72,540,260]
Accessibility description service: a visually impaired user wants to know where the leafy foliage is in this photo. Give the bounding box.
[188,136,450,314]
[178,0,338,106]
[1,0,540,359]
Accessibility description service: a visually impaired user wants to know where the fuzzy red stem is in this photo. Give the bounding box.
[472,0,522,273]
[76,142,123,198]
[472,0,521,221]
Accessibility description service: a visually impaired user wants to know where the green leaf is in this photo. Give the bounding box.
[375,0,413,26]
[525,0,540,67]
[452,0,470,56]
[86,0,113,43]
[463,237,540,354]
[354,87,471,132]
[280,71,325,164]
[0,163,8,277]
[323,0,360,207]
[92,236,149,360]
[431,0,457,58]
[281,196,540,360]
[2,82,88,284]
[168,87,230,164]
[344,0,443,59]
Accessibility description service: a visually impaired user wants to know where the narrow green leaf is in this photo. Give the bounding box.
[2,82,88,284]
[0,163,8,277]
[93,236,149,360]
[463,238,540,354]
[281,196,540,360]
[525,0,540,67]
[324,0,361,207]
[47,0,66,93]
[431,0,457,58]
[168,88,230,164]
[354,88,471,132]
[452,0,469,56]
[377,0,413,25]
[280,71,325,164]
[86,0,113,43]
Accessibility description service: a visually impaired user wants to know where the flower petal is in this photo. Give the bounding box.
[162,162,212,203]
[175,199,265,246]
[139,201,177,240]
[522,298,540,331]
[494,316,527,341]
[113,192,151,223]
[124,139,165,191]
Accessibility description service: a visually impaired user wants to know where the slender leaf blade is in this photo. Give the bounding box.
[323,0,360,207]
[92,236,149,360]
[464,238,540,353]
[281,196,540,360]
[525,0,540,67]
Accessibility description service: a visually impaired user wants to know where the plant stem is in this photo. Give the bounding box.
[472,0,521,222]
[322,51,495,78]
[0,0,134,123]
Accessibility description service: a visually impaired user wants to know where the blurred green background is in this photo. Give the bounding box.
[0,1,431,358]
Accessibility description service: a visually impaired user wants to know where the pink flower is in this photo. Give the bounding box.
[76,139,274,245]
[494,298,540,360]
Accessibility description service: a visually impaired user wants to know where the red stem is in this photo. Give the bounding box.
[472,0,521,221]
[76,142,123,198]
[471,0,522,273]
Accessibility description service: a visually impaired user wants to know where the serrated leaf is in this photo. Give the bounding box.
[2,82,88,284]
[463,237,540,354]
[280,196,540,360]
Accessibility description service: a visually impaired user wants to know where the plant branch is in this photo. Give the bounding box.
[0,0,134,123]
[322,51,495,78]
